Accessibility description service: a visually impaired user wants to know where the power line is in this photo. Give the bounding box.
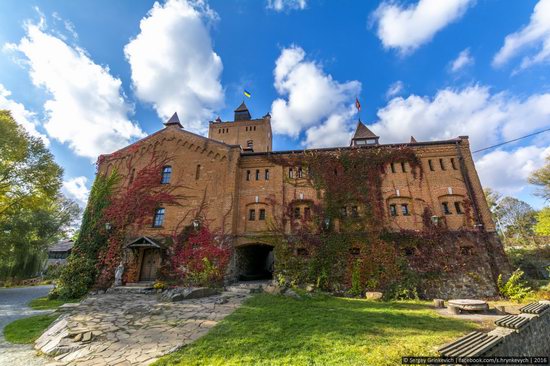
[472,127,550,154]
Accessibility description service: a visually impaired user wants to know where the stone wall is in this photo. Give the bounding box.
[439,301,550,361]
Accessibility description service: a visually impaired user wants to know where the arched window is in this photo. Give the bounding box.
[153,208,165,227]
[161,166,172,184]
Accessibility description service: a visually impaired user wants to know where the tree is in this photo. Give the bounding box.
[0,110,77,280]
[484,188,504,231]
[534,207,550,236]
[529,156,550,201]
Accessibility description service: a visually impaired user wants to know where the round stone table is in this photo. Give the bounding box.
[448,299,488,314]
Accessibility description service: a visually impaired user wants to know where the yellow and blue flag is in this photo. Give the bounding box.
[244,90,251,98]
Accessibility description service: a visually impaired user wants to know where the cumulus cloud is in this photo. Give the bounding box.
[372,0,474,54]
[493,0,550,70]
[386,81,404,99]
[267,0,306,12]
[62,176,90,207]
[6,22,145,160]
[476,146,550,195]
[450,48,474,72]
[370,85,550,193]
[270,46,361,148]
[124,0,223,134]
[0,83,49,144]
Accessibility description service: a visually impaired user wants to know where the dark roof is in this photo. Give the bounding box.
[410,136,418,143]
[125,236,165,249]
[235,102,249,112]
[352,120,379,140]
[49,240,74,252]
[242,137,464,157]
[164,112,183,127]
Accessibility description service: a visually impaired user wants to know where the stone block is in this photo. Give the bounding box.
[365,292,383,300]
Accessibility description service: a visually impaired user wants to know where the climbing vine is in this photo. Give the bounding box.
[266,146,489,298]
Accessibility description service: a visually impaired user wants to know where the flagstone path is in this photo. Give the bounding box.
[36,290,250,366]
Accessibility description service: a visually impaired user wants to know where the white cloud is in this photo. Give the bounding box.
[270,46,361,148]
[267,0,306,12]
[0,83,49,144]
[493,0,550,70]
[372,0,474,54]
[386,81,404,99]
[6,22,145,160]
[62,176,90,207]
[450,48,474,72]
[370,85,550,193]
[476,146,550,195]
[124,0,223,134]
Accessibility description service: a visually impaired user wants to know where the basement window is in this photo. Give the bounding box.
[442,202,451,215]
[293,207,301,219]
[401,204,410,216]
[259,209,266,220]
[249,209,256,221]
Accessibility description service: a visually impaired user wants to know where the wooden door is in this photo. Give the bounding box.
[140,249,160,282]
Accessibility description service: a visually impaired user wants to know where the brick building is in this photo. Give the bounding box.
[98,103,509,296]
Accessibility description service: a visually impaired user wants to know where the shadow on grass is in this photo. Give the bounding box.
[154,294,478,366]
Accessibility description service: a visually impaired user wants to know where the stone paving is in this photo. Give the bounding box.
[35,290,250,366]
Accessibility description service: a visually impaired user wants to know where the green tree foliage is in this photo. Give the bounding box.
[534,207,550,236]
[0,111,78,280]
[484,188,536,247]
[497,269,533,302]
[529,156,550,201]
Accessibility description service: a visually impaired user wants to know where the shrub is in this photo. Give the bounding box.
[43,263,64,280]
[497,269,533,302]
[349,259,362,297]
[51,255,97,300]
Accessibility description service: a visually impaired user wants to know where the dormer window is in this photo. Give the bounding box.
[350,121,379,146]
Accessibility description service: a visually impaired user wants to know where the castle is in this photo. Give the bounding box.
[97,102,510,297]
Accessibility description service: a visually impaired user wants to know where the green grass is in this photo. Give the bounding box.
[28,296,79,310]
[154,293,478,366]
[3,314,58,344]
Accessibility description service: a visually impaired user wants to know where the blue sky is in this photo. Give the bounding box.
[1,0,549,209]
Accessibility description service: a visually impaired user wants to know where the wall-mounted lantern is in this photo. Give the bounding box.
[192,219,200,231]
[324,217,331,230]
[430,216,439,225]
[105,222,112,231]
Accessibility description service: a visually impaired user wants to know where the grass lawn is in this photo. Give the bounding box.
[154,293,478,366]
[3,314,58,344]
[28,296,79,310]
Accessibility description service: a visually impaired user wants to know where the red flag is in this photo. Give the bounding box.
[355,97,361,111]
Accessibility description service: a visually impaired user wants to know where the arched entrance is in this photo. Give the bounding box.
[235,244,274,281]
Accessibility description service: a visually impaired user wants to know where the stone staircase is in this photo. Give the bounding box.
[225,280,271,295]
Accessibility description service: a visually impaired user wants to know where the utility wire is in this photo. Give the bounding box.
[472,127,550,154]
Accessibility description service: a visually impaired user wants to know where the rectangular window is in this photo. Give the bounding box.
[255,169,260,180]
[289,168,294,178]
[442,202,451,215]
[297,167,303,178]
[265,169,270,180]
[340,207,347,217]
[304,207,311,220]
[246,170,251,181]
[259,209,266,220]
[439,159,445,170]
[454,202,463,214]
[390,163,396,173]
[161,166,172,184]
[351,206,359,217]
[401,161,407,173]
[428,159,434,171]
[401,204,410,216]
[248,209,256,221]
[195,164,201,180]
[293,207,301,219]
[153,208,165,227]
[451,158,457,170]
[390,204,397,216]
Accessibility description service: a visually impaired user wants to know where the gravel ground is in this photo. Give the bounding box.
[0,285,54,366]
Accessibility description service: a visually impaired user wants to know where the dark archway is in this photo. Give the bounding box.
[236,244,274,281]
